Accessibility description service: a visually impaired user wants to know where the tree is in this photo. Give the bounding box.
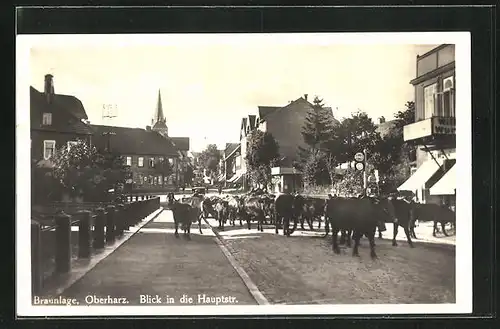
[198,144,222,178]
[298,95,337,185]
[51,140,131,202]
[246,130,280,188]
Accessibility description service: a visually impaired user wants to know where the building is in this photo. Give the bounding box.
[398,44,456,207]
[91,89,190,193]
[30,74,94,203]
[227,94,337,193]
[91,125,180,192]
[223,143,242,187]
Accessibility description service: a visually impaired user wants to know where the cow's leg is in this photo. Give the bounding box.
[367,229,377,259]
[352,230,361,257]
[221,214,225,231]
[299,215,305,230]
[322,217,330,238]
[289,216,298,235]
[282,216,289,236]
[433,221,438,237]
[174,220,179,238]
[402,224,414,248]
[346,230,352,248]
[441,222,449,236]
[275,215,280,234]
[392,222,399,246]
[318,216,322,229]
[332,227,341,254]
[378,227,383,239]
[198,214,203,234]
[259,212,264,232]
[186,223,191,240]
[307,216,314,231]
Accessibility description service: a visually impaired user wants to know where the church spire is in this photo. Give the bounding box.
[151,89,168,137]
[153,89,165,124]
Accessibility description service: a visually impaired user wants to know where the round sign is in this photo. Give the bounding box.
[354,152,364,162]
[355,162,365,171]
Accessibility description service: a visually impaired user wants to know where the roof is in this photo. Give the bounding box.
[30,86,93,135]
[224,143,240,158]
[170,137,190,151]
[248,115,257,129]
[90,124,180,156]
[375,120,398,138]
[152,120,167,129]
[258,106,280,121]
[264,96,340,125]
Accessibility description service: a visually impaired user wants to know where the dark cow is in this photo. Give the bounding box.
[214,198,229,230]
[299,196,327,230]
[261,194,276,225]
[166,192,197,240]
[374,197,415,248]
[241,196,266,231]
[274,193,297,236]
[324,197,391,259]
[413,203,456,237]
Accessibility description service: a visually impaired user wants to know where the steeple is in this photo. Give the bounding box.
[151,89,168,137]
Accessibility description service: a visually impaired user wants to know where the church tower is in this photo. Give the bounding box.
[151,89,168,137]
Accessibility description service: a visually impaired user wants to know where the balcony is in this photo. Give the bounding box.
[403,116,456,142]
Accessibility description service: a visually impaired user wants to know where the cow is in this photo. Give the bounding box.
[300,196,327,230]
[376,197,415,248]
[412,203,456,237]
[324,197,391,259]
[214,198,229,230]
[166,192,197,240]
[274,193,297,236]
[261,194,276,225]
[226,195,244,227]
[241,196,266,231]
[188,192,205,234]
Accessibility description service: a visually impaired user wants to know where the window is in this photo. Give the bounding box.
[43,140,56,160]
[158,176,163,185]
[67,141,77,150]
[126,156,132,166]
[168,158,174,165]
[154,176,158,185]
[159,156,164,164]
[138,157,144,167]
[149,157,155,168]
[42,113,52,125]
[441,76,455,117]
[423,83,437,119]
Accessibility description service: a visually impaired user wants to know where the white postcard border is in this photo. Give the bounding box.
[16,32,472,317]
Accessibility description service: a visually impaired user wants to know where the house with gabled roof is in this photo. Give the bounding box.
[91,89,191,192]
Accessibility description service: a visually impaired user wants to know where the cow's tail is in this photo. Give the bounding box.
[322,216,330,237]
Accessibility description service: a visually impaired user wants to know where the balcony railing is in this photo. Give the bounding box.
[403,116,456,142]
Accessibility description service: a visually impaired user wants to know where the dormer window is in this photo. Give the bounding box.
[149,157,155,168]
[42,113,52,125]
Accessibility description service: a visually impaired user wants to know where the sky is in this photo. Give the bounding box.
[28,34,438,152]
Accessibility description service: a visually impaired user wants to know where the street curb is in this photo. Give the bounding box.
[43,207,164,298]
[203,217,270,305]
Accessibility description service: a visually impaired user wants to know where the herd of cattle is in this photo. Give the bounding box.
[165,190,456,259]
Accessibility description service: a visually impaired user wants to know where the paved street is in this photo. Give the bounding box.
[60,209,257,306]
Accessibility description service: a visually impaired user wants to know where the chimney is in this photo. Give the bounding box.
[304,94,308,101]
[44,74,54,103]
[146,125,151,131]
[378,116,386,124]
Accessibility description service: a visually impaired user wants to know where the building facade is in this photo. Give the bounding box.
[398,44,456,207]
[30,74,94,203]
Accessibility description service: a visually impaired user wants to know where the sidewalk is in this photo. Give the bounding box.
[58,210,257,306]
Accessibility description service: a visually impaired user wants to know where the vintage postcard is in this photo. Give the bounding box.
[16,32,472,317]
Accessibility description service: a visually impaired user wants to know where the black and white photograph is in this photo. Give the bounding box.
[16,32,472,316]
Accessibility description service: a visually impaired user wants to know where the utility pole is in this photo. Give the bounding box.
[363,148,368,194]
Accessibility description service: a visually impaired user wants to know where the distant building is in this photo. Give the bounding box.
[398,44,456,207]
[227,94,338,193]
[91,125,180,192]
[91,89,190,193]
[223,143,241,187]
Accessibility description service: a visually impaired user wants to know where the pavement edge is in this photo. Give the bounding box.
[203,217,270,305]
[45,207,164,298]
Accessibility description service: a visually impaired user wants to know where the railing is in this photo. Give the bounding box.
[31,196,160,296]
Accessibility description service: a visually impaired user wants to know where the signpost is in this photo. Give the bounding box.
[354,150,368,194]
